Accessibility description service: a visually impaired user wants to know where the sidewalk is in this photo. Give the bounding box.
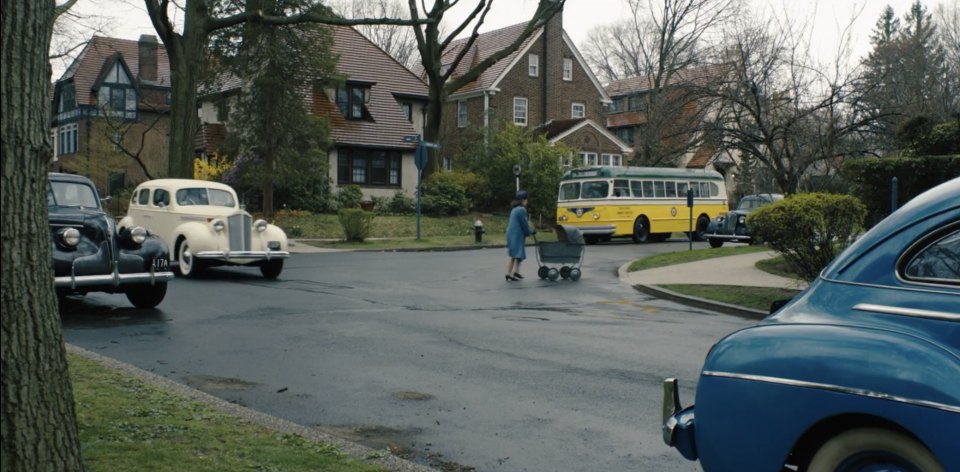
[618,250,808,318]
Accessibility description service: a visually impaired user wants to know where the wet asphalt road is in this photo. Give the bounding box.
[61,240,753,472]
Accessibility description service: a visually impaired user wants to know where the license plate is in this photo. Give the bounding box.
[153,258,169,271]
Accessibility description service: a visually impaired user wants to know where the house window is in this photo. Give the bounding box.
[559,154,574,167]
[600,154,623,167]
[457,100,468,128]
[58,123,78,156]
[563,58,573,81]
[401,103,412,122]
[336,84,370,120]
[579,152,598,166]
[337,147,402,186]
[513,97,528,126]
[615,127,635,145]
[59,83,76,113]
[571,102,585,118]
[96,60,137,119]
[529,54,539,77]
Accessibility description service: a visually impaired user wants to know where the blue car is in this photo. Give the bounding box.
[663,178,959,472]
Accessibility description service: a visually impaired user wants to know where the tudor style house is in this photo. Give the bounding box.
[197,25,429,201]
[604,64,738,180]
[436,9,631,168]
[50,35,172,194]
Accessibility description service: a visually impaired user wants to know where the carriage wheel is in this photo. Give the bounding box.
[560,266,571,279]
[538,266,549,280]
[569,268,582,281]
[547,268,560,281]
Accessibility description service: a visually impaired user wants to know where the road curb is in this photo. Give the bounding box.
[631,284,769,320]
[65,344,439,472]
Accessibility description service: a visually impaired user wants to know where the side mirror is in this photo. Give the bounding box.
[100,196,113,204]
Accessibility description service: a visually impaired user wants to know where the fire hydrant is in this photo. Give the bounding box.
[474,219,485,244]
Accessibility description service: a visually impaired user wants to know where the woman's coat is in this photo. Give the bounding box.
[506,204,533,260]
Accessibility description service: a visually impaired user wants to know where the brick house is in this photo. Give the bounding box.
[436,9,631,168]
[604,64,736,172]
[197,25,429,201]
[50,35,172,195]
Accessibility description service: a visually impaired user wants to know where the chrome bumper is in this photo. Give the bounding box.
[570,225,616,236]
[706,233,751,242]
[55,270,175,290]
[662,378,698,461]
[194,250,290,261]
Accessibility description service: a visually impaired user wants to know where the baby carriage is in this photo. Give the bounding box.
[535,225,586,281]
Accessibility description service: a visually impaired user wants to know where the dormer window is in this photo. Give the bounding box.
[96,59,138,120]
[337,83,372,121]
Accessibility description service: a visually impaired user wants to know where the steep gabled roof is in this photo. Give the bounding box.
[440,22,541,96]
[605,63,729,97]
[538,118,633,154]
[323,25,428,149]
[58,35,172,106]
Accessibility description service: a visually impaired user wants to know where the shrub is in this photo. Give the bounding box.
[337,184,363,209]
[386,191,416,215]
[842,155,960,225]
[337,208,375,242]
[420,178,470,216]
[748,193,866,281]
[427,170,489,212]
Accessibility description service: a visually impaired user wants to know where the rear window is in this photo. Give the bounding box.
[902,228,960,285]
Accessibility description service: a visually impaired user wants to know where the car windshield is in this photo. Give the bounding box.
[48,181,100,209]
[737,197,766,210]
[176,188,236,207]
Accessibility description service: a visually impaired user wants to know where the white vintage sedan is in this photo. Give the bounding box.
[119,179,289,279]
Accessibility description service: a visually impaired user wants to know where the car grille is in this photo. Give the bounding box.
[228,214,252,251]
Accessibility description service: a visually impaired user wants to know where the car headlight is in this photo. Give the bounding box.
[254,219,268,232]
[211,219,226,232]
[130,226,147,245]
[60,227,81,247]
[738,216,746,224]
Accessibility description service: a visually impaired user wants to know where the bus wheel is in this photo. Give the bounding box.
[632,216,650,243]
[693,215,710,241]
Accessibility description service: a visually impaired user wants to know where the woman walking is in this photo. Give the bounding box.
[505,190,534,281]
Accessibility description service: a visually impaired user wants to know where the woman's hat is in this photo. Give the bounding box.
[515,190,528,200]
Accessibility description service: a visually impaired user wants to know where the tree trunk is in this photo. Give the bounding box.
[422,82,446,177]
[162,0,208,179]
[1,0,84,470]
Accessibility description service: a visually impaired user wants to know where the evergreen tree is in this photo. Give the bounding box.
[212,0,339,216]
[860,1,951,151]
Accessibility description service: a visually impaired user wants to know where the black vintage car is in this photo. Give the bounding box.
[705,193,783,248]
[49,173,174,308]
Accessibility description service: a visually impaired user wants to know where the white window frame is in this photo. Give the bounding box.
[571,102,585,119]
[528,54,539,77]
[579,152,598,166]
[601,153,623,167]
[457,100,468,128]
[58,123,78,155]
[563,58,573,81]
[513,97,528,126]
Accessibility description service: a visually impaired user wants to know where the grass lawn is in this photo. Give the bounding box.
[70,353,388,472]
[627,244,771,272]
[659,284,802,312]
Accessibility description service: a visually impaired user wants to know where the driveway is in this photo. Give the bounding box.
[62,241,751,471]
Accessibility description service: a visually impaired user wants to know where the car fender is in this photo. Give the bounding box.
[253,224,288,250]
[703,323,960,407]
[172,221,220,254]
[693,323,960,471]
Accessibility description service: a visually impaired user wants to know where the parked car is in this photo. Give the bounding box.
[49,173,173,308]
[705,193,783,248]
[120,179,289,279]
[663,178,959,471]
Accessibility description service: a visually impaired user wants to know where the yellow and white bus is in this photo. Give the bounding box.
[555,166,728,243]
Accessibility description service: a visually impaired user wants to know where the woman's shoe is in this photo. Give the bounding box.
[505,274,518,281]
[512,273,524,280]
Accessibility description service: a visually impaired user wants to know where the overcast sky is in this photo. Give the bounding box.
[61,0,953,76]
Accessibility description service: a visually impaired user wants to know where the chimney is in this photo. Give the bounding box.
[543,3,563,124]
[138,34,158,82]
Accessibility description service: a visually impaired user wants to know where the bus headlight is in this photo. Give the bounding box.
[559,215,568,222]
[593,213,600,220]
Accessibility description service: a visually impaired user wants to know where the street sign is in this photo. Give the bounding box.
[415,142,428,170]
[513,164,522,177]
[422,141,441,149]
[403,135,420,143]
